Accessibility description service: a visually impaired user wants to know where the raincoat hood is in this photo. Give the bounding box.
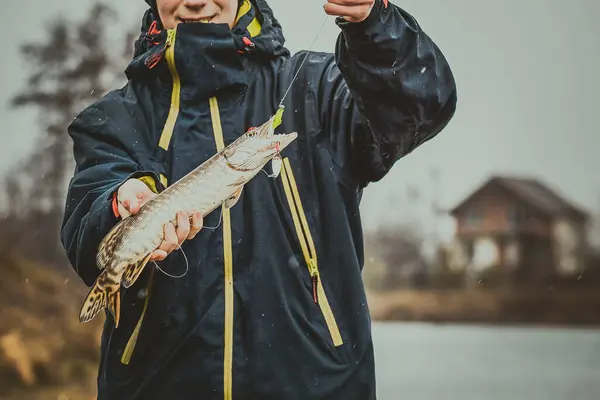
[126,0,290,102]
[132,0,288,62]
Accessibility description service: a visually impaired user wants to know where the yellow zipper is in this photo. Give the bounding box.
[280,158,343,347]
[209,96,234,400]
[158,28,180,151]
[121,28,180,366]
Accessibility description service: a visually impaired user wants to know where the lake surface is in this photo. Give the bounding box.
[373,322,600,400]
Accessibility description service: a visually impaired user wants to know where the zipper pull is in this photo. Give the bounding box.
[165,29,175,46]
[308,259,319,304]
[311,274,319,304]
[145,29,175,69]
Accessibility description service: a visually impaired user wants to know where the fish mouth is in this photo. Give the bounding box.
[224,131,298,172]
[269,131,297,152]
[255,131,297,154]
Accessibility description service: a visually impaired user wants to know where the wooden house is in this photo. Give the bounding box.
[447,176,589,284]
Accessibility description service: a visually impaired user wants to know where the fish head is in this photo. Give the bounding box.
[224,111,297,172]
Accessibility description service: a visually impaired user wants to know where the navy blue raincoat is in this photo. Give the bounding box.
[61,0,457,398]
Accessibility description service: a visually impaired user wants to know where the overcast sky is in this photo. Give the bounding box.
[1,0,599,240]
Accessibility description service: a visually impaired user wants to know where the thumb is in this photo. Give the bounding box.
[128,198,141,215]
[117,201,132,218]
[117,190,140,216]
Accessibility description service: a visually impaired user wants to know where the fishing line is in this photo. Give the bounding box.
[277,14,330,108]
[260,165,282,179]
[153,208,225,278]
[152,243,190,279]
[202,207,223,230]
[260,169,277,179]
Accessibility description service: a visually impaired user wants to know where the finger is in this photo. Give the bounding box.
[187,212,203,240]
[326,0,373,5]
[323,3,372,17]
[118,195,140,215]
[128,198,142,215]
[118,180,156,215]
[117,201,132,219]
[159,222,178,255]
[176,212,190,245]
[131,188,156,214]
[150,249,168,262]
[117,184,139,214]
[137,188,157,208]
[323,3,373,19]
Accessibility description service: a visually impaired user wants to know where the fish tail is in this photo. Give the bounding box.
[106,286,122,328]
[79,271,122,328]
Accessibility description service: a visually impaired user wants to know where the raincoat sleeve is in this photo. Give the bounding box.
[60,104,161,287]
[319,0,457,187]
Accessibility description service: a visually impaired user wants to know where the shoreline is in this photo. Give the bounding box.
[371,319,600,331]
[365,287,600,328]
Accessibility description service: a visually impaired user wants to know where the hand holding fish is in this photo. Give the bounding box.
[117,178,203,261]
[78,110,297,329]
[116,178,156,217]
[323,0,376,23]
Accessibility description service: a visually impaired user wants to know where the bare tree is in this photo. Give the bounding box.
[4,2,136,266]
[364,222,429,291]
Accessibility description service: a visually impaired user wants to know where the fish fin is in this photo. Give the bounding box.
[224,187,243,209]
[96,220,128,270]
[79,271,120,326]
[270,155,282,178]
[121,252,153,289]
[107,286,121,328]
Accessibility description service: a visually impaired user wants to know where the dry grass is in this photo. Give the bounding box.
[366,287,600,326]
[0,253,102,399]
[2,251,598,398]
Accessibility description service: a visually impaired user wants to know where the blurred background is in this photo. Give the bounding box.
[1,0,599,399]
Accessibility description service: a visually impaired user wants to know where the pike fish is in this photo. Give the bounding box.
[78,108,297,327]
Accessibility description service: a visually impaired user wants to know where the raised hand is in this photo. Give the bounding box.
[323,0,376,23]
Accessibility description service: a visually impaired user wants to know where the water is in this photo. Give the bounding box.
[373,322,600,400]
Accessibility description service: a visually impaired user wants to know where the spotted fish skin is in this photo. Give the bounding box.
[78,111,298,327]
